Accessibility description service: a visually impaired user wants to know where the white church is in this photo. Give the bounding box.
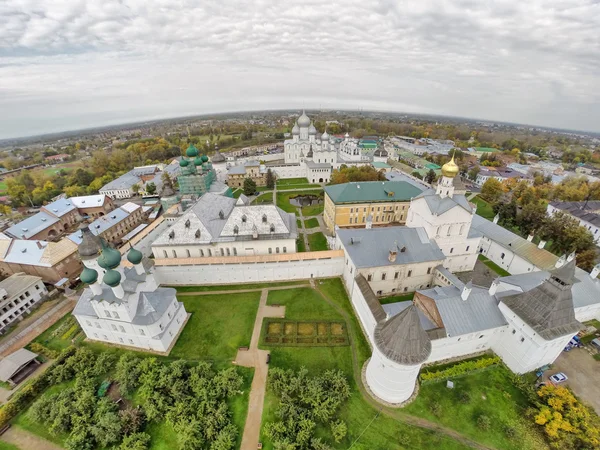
[72,227,188,353]
[268,111,372,183]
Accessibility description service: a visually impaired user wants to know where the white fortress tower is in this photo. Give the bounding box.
[366,305,432,404]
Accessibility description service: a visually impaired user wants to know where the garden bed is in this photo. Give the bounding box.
[261,318,349,347]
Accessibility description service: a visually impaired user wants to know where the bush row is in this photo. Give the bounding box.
[420,356,501,383]
[29,342,60,360]
[60,323,80,340]
[0,347,76,427]
[50,316,77,339]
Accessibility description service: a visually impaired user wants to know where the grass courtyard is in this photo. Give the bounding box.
[478,254,511,276]
[471,196,495,220]
[276,177,321,189]
[307,231,328,251]
[253,192,274,204]
[275,189,323,214]
[304,217,319,228]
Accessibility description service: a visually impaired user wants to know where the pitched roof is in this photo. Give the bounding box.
[354,274,386,322]
[43,197,77,217]
[338,227,445,268]
[324,181,422,204]
[471,215,559,270]
[0,273,42,297]
[374,305,432,365]
[5,211,59,239]
[0,348,38,382]
[69,195,110,209]
[414,189,473,215]
[501,259,581,340]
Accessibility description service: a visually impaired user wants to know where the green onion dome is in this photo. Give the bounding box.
[194,157,203,166]
[127,247,143,265]
[179,158,190,167]
[98,244,121,270]
[201,155,209,163]
[186,144,199,158]
[103,269,122,287]
[80,267,98,285]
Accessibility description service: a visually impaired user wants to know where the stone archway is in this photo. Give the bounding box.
[319,178,324,183]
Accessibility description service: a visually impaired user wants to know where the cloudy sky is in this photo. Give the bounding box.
[1,0,599,139]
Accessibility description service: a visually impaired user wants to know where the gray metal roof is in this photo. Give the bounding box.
[0,273,42,298]
[339,227,445,269]
[1,240,49,266]
[374,305,432,365]
[68,207,131,244]
[382,301,437,330]
[0,348,38,382]
[305,160,332,169]
[100,172,142,191]
[501,260,581,340]
[5,211,59,239]
[415,189,473,215]
[421,285,507,337]
[354,274,386,322]
[43,197,77,217]
[471,215,559,270]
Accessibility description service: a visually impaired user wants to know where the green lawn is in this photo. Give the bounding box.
[260,280,470,450]
[296,235,306,252]
[275,190,323,214]
[276,178,317,187]
[471,196,495,220]
[31,314,79,352]
[379,292,414,304]
[253,193,273,204]
[307,232,328,251]
[170,292,261,363]
[405,365,548,450]
[296,218,302,229]
[267,288,342,320]
[0,442,20,450]
[171,280,308,292]
[301,202,324,216]
[232,189,243,198]
[478,254,511,276]
[304,217,319,228]
[0,180,7,194]
[256,186,272,192]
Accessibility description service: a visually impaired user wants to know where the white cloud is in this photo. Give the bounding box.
[0,0,599,138]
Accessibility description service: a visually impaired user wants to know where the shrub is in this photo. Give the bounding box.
[30,342,60,360]
[420,356,501,383]
[398,433,411,446]
[458,391,471,404]
[429,401,442,417]
[504,424,517,439]
[477,414,491,430]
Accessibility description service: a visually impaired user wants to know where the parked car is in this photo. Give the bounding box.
[549,373,568,384]
[591,338,600,351]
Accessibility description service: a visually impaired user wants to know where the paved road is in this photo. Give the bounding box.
[1,426,62,450]
[551,347,600,414]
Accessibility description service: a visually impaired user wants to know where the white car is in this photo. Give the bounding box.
[549,373,568,384]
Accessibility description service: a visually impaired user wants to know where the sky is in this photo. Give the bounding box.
[1,0,599,139]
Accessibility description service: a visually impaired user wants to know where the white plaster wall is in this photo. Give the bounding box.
[357,260,440,296]
[99,188,134,199]
[575,304,600,322]
[478,237,540,274]
[0,280,47,329]
[366,345,422,404]
[492,302,575,374]
[427,327,504,363]
[154,257,345,285]
[270,164,306,179]
[152,238,297,259]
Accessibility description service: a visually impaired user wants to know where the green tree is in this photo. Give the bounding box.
[132,184,140,195]
[243,177,257,196]
[145,182,157,195]
[330,420,347,443]
[425,169,436,184]
[119,432,151,450]
[266,169,275,189]
[481,178,504,204]
[468,166,480,181]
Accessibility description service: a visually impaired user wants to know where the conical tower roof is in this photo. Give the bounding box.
[374,305,431,365]
[78,226,102,258]
[501,258,580,340]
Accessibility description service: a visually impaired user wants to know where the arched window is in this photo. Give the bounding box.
[234,225,239,234]
[262,214,267,223]
[242,215,247,223]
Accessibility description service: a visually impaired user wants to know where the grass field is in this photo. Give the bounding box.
[253,193,273,204]
[232,189,243,198]
[0,443,20,450]
[170,292,261,362]
[296,218,302,229]
[275,190,323,214]
[379,292,415,304]
[171,280,308,293]
[405,365,547,450]
[478,254,511,276]
[301,201,324,216]
[307,232,328,251]
[304,217,319,228]
[32,314,80,352]
[256,186,272,192]
[260,279,470,450]
[0,180,7,194]
[471,196,495,220]
[276,178,321,188]
[267,287,342,320]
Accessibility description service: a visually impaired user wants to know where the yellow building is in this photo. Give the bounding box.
[226,160,267,188]
[323,181,423,233]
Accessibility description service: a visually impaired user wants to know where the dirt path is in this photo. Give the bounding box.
[313,281,494,450]
[0,297,75,357]
[1,426,62,450]
[235,289,285,450]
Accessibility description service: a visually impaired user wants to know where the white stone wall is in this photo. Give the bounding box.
[366,345,422,404]
[492,302,575,374]
[268,164,306,179]
[357,261,440,296]
[0,280,47,331]
[154,257,345,285]
[427,326,504,363]
[575,304,600,322]
[99,187,134,199]
[477,236,540,274]
[152,237,297,259]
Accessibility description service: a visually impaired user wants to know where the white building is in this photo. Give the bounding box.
[406,154,480,272]
[151,193,298,259]
[73,227,188,353]
[547,201,600,245]
[474,168,531,187]
[99,164,181,199]
[259,111,372,183]
[0,273,48,333]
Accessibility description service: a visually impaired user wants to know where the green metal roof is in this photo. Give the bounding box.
[324,181,422,204]
[359,142,378,149]
[475,147,499,153]
[424,163,441,169]
[371,162,391,169]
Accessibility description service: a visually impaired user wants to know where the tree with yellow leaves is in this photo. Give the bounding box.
[533,385,600,448]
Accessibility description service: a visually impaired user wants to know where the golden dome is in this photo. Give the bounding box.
[441,153,459,178]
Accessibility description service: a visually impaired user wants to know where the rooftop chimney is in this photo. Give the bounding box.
[488,278,500,296]
[388,248,397,263]
[493,214,499,224]
[590,265,600,280]
[567,251,576,262]
[538,240,547,249]
[527,234,534,242]
[461,281,472,301]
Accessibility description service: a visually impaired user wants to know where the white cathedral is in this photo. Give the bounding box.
[274,111,372,183]
[72,227,188,353]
